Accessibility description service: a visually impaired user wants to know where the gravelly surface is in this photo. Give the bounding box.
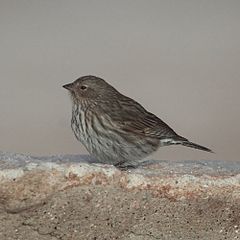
[0,151,239,240]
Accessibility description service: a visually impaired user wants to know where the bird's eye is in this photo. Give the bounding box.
[80,85,87,90]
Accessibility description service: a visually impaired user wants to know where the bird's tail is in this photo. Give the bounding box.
[161,136,213,153]
[180,140,213,153]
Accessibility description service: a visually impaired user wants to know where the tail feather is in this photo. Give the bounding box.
[160,136,213,153]
[180,140,213,153]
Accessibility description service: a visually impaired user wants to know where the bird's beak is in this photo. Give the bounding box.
[62,82,74,91]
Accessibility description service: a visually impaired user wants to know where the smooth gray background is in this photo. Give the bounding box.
[0,1,239,161]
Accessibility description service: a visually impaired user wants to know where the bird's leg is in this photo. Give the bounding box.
[114,161,137,171]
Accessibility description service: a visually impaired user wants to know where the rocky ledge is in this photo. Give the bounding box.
[0,152,239,240]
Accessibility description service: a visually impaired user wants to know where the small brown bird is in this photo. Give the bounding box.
[63,75,212,169]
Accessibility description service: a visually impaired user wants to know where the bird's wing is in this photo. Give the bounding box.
[99,97,179,139]
[121,111,178,139]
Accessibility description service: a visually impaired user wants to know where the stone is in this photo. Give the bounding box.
[0,151,239,240]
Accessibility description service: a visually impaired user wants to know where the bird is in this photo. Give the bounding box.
[63,75,212,169]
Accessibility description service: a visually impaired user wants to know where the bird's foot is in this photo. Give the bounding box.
[114,162,137,171]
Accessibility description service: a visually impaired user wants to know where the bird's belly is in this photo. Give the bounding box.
[71,112,159,165]
[85,134,157,165]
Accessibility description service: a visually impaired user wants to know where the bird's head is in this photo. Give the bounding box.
[63,75,119,103]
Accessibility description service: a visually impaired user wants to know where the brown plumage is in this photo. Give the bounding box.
[63,75,212,169]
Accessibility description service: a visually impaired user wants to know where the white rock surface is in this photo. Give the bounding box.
[0,151,239,240]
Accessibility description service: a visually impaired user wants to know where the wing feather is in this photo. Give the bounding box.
[98,97,179,139]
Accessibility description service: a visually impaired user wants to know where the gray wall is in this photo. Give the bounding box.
[0,0,239,161]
